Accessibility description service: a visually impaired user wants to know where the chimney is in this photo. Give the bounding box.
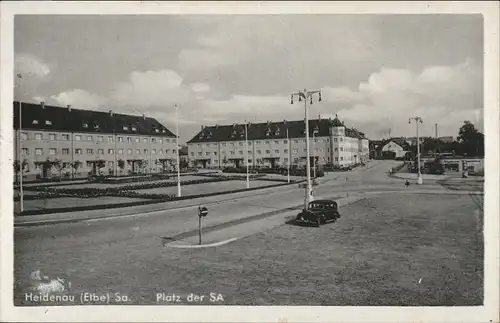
[109,110,113,116]
[40,101,45,109]
[142,113,146,120]
[318,114,321,121]
[67,104,71,112]
[201,125,204,130]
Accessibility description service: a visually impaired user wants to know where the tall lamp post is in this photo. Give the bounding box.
[244,120,250,189]
[286,126,290,184]
[409,116,424,185]
[312,124,319,179]
[16,73,24,213]
[175,105,182,197]
[290,89,322,210]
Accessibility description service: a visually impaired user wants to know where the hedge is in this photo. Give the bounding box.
[16,180,303,216]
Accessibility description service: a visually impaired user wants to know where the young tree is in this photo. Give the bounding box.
[117,159,125,175]
[96,159,106,175]
[53,159,64,179]
[13,159,28,183]
[222,155,228,167]
[71,160,82,179]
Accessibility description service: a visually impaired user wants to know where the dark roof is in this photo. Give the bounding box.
[187,117,369,143]
[13,101,176,137]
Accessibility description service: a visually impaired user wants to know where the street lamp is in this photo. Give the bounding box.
[409,116,424,185]
[244,120,250,189]
[312,124,319,179]
[175,105,182,197]
[286,126,290,184]
[16,73,24,213]
[290,89,322,210]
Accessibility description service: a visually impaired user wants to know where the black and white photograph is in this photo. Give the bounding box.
[1,1,498,323]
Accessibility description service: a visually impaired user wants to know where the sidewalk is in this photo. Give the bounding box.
[14,182,301,227]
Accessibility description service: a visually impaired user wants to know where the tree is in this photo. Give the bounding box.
[118,159,125,174]
[222,155,228,167]
[71,160,82,179]
[96,159,106,175]
[179,158,189,170]
[14,159,29,183]
[53,159,64,179]
[458,121,484,157]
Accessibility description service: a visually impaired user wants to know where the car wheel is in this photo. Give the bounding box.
[316,218,321,227]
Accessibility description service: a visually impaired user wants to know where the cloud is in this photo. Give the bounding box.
[190,82,211,93]
[15,53,51,79]
[50,89,106,110]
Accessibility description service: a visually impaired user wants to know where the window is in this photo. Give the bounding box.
[97,149,104,155]
[257,150,262,154]
[152,138,156,144]
[165,139,170,143]
[212,143,217,147]
[49,133,56,141]
[35,133,42,140]
[334,138,338,142]
[62,148,69,155]
[131,126,136,131]
[35,148,43,155]
[293,149,298,153]
[248,159,252,163]
[117,149,123,155]
[198,152,202,156]
[239,142,243,146]
[197,144,201,148]
[213,152,217,155]
[22,148,29,155]
[222,151,227,155]
[127,149,132,155]
[304,149,307,152]
[284,158,288,162]
[248,142,252,146]
[159,149,163,155]
[314,139,318,143]
[274,140,279,144]
[229,151,234,155]
[127,137,132,143]
[265,141,270,144]
[206,152,211,156]
[152,149,156,155]
[294,140,298,143]
[335,157,339,161]
[340,147,344,152]
[86,161,92,168]
[315,148,319,152]
[133,137,139,143]
[248,150,252,155]
[108,149,114,154]
[75,148,83,155]
[284,140,288,144]
[284,149,289,153]
[45,120,52,126]
[172,139,177,144]
[87,136,93,141]
[205,144,210,148]
[61,134,69,141]
[340,157,344,161]
[191,152,195,156]
[143,138,149,144]
[86,149,94,154]
[123,126,128,131]
[158,139,163,144]
[340,138,343,142]
[97,136,104,142]
[256,141,261,144]
[165,149,170,154]
[335,148,339,152]
[118,137,123,142]
[144,149,148,154]
[266,150,271,154]
[32,120,39,125]
[172,149,176,153]
[108,161,114,168]
[327,148,330,152]
[20,132,28,140]
[239,151,243,155]
[108,136,114,143]
[136,149,140,155]
[94,123,99,129]
[274,149,279,154]
[230,142,235,147]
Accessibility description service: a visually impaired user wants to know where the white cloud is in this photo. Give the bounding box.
[50,89,105,110]
[15,53,51,79]
[190,82,211,93]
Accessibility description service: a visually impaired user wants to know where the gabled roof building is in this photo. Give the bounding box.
[187,115,370,168]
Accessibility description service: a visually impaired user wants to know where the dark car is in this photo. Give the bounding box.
[295,199,340,227]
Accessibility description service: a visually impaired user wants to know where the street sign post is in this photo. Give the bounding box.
[198,206,208,245]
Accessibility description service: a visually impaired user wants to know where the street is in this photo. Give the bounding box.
[13,160,484,305]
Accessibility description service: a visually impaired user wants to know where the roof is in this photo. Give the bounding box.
[13,101,176,137]
[187,117,369,143]
[388,137,411,150]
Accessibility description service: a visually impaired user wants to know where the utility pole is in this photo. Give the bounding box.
[290,89,322,210]
[409,117,424,184]
[16,73,24,213]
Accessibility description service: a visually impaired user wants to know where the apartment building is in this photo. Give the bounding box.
[186,115,369,168]
[13,101,178,180]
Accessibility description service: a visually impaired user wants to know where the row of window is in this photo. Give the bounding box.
[31,119,168,134]
[199,156,350,164]
[189,146,366,157]
[193,136,367,149]
[22,148,176,156]
[20,133,176,144]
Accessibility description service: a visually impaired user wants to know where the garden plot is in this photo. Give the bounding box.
[14,196,151,212]
[130,180,286,196]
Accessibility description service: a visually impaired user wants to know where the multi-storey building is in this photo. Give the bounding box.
[13,101,178,180]
[186,115,369,169]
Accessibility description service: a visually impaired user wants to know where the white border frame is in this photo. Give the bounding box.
[1,1,498,322]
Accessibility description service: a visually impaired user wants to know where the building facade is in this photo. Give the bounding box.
[13,101,178,180]
[186,116,369,169]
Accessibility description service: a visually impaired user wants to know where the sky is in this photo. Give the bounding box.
[14,14,484,144]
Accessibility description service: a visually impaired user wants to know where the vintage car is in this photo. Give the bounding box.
[295,199,340,227]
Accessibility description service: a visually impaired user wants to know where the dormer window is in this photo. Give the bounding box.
[199,133,205,139]
[123,126,129,131]
[32,120,39,125]
[231,130,236,138]
[93,123,99,129]
[131,126,137,131]
[82,121,88,128]
[265,129,271,137]
[155,128,160,133]
[162,129,166,133]
[45,120,52,125]
[207,132,212,139]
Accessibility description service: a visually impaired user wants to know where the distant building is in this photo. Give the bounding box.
[186,115,370,169]
[438,136,454,143]
[381,138,411,159]
[369,140,384,159]
[13,101,178,180]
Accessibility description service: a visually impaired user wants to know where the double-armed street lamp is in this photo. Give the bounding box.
[409,116,424,185]
[286,126,290,184]
[290,89,322,210]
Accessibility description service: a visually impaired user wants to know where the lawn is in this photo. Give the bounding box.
[13,193,483,306]
[130,180,286,196]
[14,196,151,212]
